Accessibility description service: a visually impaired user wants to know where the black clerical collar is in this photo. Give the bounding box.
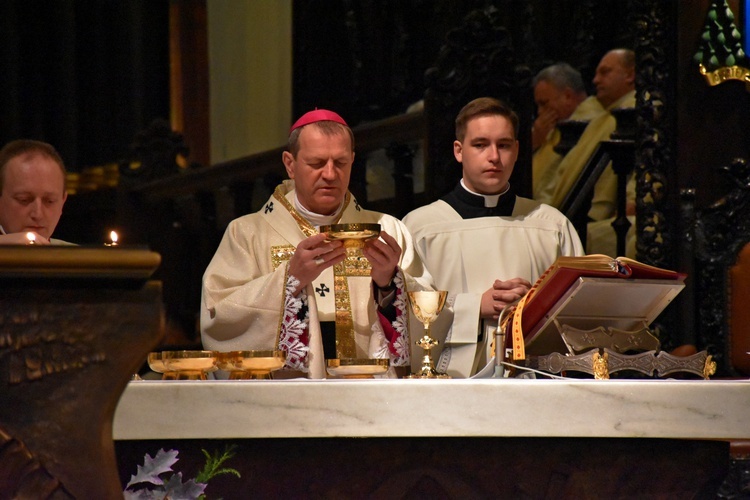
[442,182,517,219]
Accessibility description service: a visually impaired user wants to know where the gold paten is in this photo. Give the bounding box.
[326,358,389,378]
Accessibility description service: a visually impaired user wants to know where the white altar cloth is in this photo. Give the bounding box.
[113,378,750,441]
[113,379,750,440]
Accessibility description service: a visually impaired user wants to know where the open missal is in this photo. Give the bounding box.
[509,255,686,357]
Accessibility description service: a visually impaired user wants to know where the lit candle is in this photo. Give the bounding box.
[106,230,119,246]
[26,232,36,245]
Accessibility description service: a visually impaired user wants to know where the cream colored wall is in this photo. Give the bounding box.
[207,1,292,164]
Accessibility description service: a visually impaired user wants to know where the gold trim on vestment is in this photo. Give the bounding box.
[272,185,360,359]
[272,184,351,237]
[271,245,296,270]
[334,262,356,358]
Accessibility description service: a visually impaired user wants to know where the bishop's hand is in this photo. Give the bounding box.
[288,233,345,295]
[362,230,401,289]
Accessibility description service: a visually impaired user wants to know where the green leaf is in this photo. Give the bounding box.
[195,445,242,484]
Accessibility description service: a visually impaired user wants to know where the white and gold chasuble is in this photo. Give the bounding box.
[403,196,584,377]
[538,90,636,221]
[201,180,430,379]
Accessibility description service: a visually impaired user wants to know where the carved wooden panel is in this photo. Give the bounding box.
[685,158,750,376]
[0,248,163,498]
[424,4,534,200]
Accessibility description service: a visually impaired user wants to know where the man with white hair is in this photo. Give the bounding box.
[531,62,603,200]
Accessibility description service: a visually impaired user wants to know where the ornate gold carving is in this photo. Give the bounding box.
[525,349,715,379]
[703,355,717,380]
[592,351,610,380]
[699,64,750,87]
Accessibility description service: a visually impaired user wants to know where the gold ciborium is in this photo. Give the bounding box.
[319,223,381,257]
[407,290,450,379]
[217,350,286,379]
[149,350,218,380]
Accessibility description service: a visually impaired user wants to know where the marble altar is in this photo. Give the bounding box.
[113,378,747,497]
[114,378,749,440]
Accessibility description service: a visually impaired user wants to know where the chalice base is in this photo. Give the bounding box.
[406,368,451,379]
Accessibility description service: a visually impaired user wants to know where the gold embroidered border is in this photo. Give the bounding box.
[271,245,296,270]
[271,184,361,358]
[342,251,372,276]
[333,262,356,358]
[273,184,352,237]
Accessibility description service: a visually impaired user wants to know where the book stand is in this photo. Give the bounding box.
[516,277,716,379]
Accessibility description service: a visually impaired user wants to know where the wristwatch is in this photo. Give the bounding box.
[376,274,396,292]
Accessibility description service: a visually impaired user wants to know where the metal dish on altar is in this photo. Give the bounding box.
[159,350,218,380]
[326,358,389,378]
[319,223,381,242]
[147,352,168,374]
[217,350,286,379]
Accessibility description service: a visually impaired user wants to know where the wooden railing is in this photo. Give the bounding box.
[129,110,426,222]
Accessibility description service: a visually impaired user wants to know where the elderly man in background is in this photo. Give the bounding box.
[0,139,70,245]
[531,62,604,200]
[537,49,637,256]
[201,109,431,379]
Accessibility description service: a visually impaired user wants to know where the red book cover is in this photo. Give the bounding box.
[518,255,686,340]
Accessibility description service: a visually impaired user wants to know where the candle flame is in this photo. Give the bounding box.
[109,231,119,245]
[26,232,36,244]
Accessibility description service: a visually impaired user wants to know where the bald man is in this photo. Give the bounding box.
[0,140,71,245]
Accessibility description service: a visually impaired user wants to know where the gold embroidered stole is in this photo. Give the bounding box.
[269,185,370,359]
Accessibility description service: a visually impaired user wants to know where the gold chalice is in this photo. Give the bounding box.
[407,290,450,379]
